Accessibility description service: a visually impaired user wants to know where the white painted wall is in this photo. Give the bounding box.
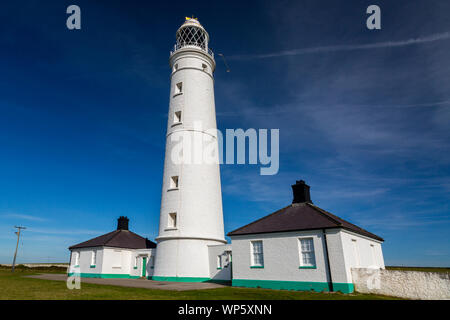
[230,228,385,287]
[352,268,450,300]
[69,247,103,275]
[69,247,156,277]
[230,230,331,283]
[154,20,226,280]
[208,244,232,281]
[129,249,156,278]
[340,229,385,283]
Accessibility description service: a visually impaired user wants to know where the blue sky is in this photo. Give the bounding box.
[0,0,449,266]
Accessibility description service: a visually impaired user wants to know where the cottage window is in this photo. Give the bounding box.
[299,238,316,267]
[251,241,264,267]
[91,250,97,266]
[352,239,361,267]
[217,255,222,269]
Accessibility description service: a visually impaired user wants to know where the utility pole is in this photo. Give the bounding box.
[12,226,26,273]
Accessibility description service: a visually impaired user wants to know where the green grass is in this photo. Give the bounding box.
[0,270,401,300]
[386,266,450,274]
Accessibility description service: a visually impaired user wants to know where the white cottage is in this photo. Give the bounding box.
[227,180,385,293]
[68,217,157,279]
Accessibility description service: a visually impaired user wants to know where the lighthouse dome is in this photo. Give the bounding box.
[175,17,210,53]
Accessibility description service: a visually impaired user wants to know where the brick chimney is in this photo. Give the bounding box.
[292,180,312,204]
[117,216,129,230]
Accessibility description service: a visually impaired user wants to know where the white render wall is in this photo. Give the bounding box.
[230,230,332,283]
[339,229,385,283]
[69,247,155,277]
[154,41,226,279]
[208,244,232,281]
[69,247,104,275]
[230,229,385,286]
[352,268,450,300]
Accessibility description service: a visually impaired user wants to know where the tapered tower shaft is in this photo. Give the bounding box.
[153,18,226,281]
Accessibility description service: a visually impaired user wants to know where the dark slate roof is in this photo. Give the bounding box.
[69,230,157,250]
[227,202,383,241]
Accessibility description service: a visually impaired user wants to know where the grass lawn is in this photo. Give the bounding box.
[0,269,401,300]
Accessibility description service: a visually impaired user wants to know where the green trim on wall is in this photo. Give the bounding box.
[133,266,137,269]
[67,273,140,279]
[217,267,222,270]
[89,265,96,268]
[150,276,211,282]
[250,266,264,269]
[232,279,354,293]
[332,282,355,293]
[148,276,230,285]
[298,266,316,269]
[74,265,79,268]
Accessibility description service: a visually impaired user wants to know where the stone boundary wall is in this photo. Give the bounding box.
[351,268,450,300]
[1,264,69,268]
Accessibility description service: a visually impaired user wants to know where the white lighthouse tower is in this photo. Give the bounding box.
[153,17,226,282]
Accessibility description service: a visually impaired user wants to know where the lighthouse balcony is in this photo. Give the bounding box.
[170,43,214,59]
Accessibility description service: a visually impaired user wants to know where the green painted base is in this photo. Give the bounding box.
[68,273,140,279]
[232,279,354,293]
[149,276,230,285]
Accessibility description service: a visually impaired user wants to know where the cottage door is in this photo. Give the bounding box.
[142,257,147,277]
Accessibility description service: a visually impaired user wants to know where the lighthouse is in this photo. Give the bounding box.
[152,17,226,281]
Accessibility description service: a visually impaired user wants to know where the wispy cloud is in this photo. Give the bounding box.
[2,213,47,222]
[229,32,450,60]
[26,227,105,236]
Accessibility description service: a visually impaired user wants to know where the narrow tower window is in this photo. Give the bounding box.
[173,64,178,73]
[174,82,183,95]
[168,212,177,228]
[174,111,182,124]
[217,255,222,269]
[169,176,179,189]
[202,63,208,72]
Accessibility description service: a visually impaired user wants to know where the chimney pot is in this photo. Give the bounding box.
[117,216,129,230]
[292,180,312,204]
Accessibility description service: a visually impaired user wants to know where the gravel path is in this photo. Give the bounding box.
[26,273,229,291]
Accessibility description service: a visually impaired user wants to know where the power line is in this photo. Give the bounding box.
[12,226,26,273]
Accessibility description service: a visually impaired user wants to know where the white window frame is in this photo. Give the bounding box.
[299,237,316,267]
[112,249,122,269]
[250,240,264,267]
[169,176,179,190]
[217,255,222,269]
[370,244,377,266]
[167,212,177,229]
[352,239,361,267]
[174,82,183,95]
[74,251,80,266]
[173,111,182,125]
[91,250,97,266]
